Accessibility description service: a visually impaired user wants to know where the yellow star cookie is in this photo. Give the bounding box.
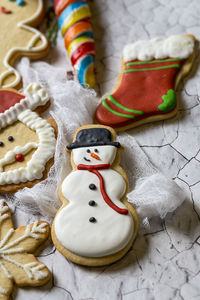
[0,200,51,300]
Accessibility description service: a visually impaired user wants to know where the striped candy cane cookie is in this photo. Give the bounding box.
[54,0,96,89]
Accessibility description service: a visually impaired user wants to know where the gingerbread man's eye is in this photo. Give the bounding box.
[87,149,91,153]
[94,149,98,153]
[0,142,4,147]
[8,136,14,142]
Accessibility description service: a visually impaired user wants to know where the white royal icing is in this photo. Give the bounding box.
[0,142,38,172]
[54,145,134,257]
[123,35,195,62]
[0,0,49,89]
[0,285,7,295]
[0,200,9,223]
[0,82,49,129]
[0,83,56,185]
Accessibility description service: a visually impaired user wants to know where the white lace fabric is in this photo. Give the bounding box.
[4,57,185,232]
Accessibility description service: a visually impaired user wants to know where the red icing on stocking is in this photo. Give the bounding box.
[95,58,185,129]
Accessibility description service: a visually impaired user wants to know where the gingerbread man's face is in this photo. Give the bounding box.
[0,0,49,89]
[0,83,56,188]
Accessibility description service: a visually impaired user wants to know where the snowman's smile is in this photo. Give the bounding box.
[84,157,91,162]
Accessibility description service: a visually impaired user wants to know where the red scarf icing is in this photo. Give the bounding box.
[77,164,128,215]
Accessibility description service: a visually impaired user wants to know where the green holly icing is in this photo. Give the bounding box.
[158,89,176,112]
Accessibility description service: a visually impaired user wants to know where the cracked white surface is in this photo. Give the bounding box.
[8,0,200,299]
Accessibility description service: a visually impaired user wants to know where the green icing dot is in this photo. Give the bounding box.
[158,89,176,112]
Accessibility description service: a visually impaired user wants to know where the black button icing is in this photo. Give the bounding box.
[89,184,96,190]
[89,217,96,223]
[0,142,4,147]
[8,136,14,142]
[89,200,96,206]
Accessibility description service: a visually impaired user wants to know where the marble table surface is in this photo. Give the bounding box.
[8,0,200,299]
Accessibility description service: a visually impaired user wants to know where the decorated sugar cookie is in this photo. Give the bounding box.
[0,0,49,89]
[0,83,56,193]
[52,125,138,266]
[54,0,96,89]
[95,35,196,131]
[0,200,51,299]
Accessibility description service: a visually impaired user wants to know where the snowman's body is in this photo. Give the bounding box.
[54,144,134,258]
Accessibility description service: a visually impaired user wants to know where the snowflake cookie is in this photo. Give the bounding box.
[0,200,51,299]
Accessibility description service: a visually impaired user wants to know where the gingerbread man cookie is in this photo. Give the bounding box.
[0,0,49,89]
[0,83,56,193]
[95,34,196,131]
[52,125,138,266]
[0,200,51,300]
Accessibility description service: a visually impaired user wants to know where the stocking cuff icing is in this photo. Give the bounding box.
[0,83,49,129]
[123,35,195,62]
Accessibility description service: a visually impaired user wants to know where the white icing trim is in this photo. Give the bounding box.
[0,222,47,253]
[1,255,48,280]
[0,285,8,295]
[0,0,49,88]
[0,142,38,172]
[0,261,12,279]
[0,200,9,223]
[123,35,195,62]
[0,83,49,129]
[0,110,56,185]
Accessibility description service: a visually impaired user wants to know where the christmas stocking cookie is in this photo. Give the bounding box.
[0,200,51,300]
[0,83,56,193]
[52,125,138,266]
[95,35,195,131]
[0,0,49,89]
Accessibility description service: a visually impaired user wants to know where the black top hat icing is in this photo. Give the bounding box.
[67,128,121,150]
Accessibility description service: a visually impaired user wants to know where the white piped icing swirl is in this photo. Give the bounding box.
[0,110,56,185]
[0,83,56,185]
[123,35,195,62]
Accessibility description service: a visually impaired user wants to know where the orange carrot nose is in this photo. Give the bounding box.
[90,153,100,160]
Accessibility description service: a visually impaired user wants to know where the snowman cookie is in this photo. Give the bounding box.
[0,0,49,89]
[0,83,56,193]
[52,125,138,266]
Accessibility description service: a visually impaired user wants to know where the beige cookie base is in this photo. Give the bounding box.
[0,117,57,194]
[0,202,51,299]
[7,43,50,91]
[0,0,50,90]
[95,34,196,132]
[52,124,138,267]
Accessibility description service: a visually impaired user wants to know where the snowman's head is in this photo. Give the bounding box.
[67,126,121,166]
[72,145,117,166]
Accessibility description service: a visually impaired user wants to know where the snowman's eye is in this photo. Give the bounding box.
[8,136,14,142]
[87,149,91,153]
[94,149,98,153]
